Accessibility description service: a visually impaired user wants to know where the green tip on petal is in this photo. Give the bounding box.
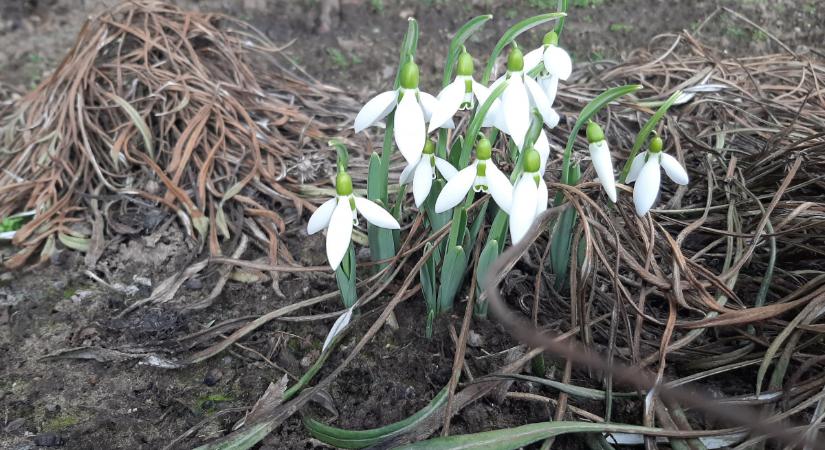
[523,148,541,173]
[399,60,420,89]
[335,172,353,196]
[543,31,559,46]
[456,50,474,77]
[650,135,663,153]
[507,45,524,72]
[586,121,605,143]
[423,139,435,155]
[476,137,492,160]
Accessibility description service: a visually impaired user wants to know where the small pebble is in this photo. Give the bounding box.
[203,368,222,386]
[184,278,203,290]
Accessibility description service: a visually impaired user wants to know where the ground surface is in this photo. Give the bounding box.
[0,0,822,449]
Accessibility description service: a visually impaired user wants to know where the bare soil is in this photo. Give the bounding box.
[1,0,822,449]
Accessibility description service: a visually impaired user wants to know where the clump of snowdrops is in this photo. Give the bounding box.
[307,11,688,347]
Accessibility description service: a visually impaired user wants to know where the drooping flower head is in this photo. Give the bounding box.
[627,135,689,216]
[586,121,617,203]
[509,148,549,244]
[353,60,451,164]
[400,140,458,207]
[428,49,491,133]
[488,45,559,149]
[434,137,512,213]
[524,31,572,106]
[307,171,401,270]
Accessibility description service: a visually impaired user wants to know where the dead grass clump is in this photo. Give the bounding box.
[0,0,357,269]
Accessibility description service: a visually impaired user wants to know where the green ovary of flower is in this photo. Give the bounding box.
[650,135,663,153]
[423,140,435,155]
[586,121,605,143]
[476,137,492,160]
[523,149,541,173]
[543,31,559,47]
[507,45,524,72]
[336,172,353,196]
[399,60,420,89]
[456,50,474,77]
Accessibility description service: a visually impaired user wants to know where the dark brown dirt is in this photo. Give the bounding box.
[1,0,822,449]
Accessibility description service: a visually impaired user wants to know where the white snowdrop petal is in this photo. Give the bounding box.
[626,152,648,183]
[633,159,661,216]
[394,92,426,163]
[399,161,417,185]
[434,163,476,213]
[322,307,354,351]
[412,159,434,207]
[0,230,16,240]
[539,75,559,105]
[354,90,397,133]
[471,81,491,107]
[589,141,617,203]
[428,80,465,133]
[536,130,551,175]
[660,153,689,185]
[434,157,458,180]
[486,162,514,213]
[509,176,539,244]
[354,197,400,229]
[543,45,572,80]
[307,197,338,234]
[326,199,354,270]
[420,91,454,128]
[535,178,548,216]
[502,77,530,149]
[524,47,543,71]
[524,76,560,129]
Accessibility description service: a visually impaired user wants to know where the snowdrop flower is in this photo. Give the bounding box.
[626,136,689,216]
[353,60,449,164]
[488,46,559,150]
[524,31,571,106]
[428,49,491,133]
[586,122,617,202]
[434,138,512,213]
[400,140,458,207]
[307,171,400,270]
[509,149,548,244]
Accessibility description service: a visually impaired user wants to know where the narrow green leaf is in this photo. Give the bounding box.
[618,90,683,183]
[448,135,464,168]
[448,208,468,249]
[551,164,580,286]
[58,232,90,252]
[304,387,448,448]
[421,243,437,314]
[482,12,566,84]
[367,153,395,268]
[561,84,642,185]
[443,15,494,87]
[438,246,467,313]
[554,0,569,39]
[395,421,673,450]
[335,245,358,308]
[474,239,500,318]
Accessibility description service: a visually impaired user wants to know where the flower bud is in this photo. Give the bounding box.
[506,45,524,72]
[649,135,663,153]
[456,50,474,77]
[335,172,353,196]
[586,121,605,143]
[399,60,420,89]
[476,137,492,160]
[523,148,541,173]
[543,31,559,47]
[423,139,435,155]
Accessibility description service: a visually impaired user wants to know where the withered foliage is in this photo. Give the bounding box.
[0,1,357,269]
